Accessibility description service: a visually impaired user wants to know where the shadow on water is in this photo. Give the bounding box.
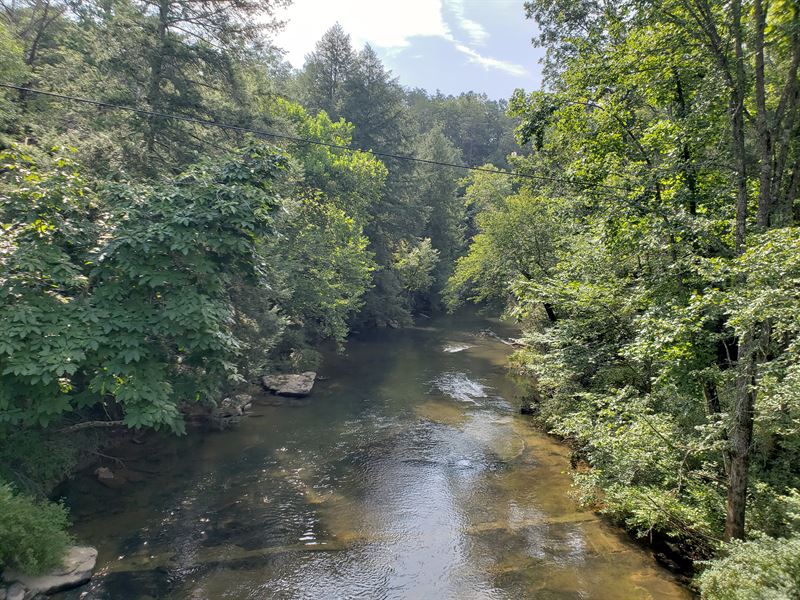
[55,309,692,599]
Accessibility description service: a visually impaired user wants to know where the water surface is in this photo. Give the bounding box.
[58,311,691,599]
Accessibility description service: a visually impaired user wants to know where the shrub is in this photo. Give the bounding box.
[697,535,800,600]
[0,483,72,575]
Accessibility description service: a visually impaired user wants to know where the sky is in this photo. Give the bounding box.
[273,0,546,99]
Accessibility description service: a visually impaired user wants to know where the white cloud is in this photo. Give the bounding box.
[273,0,452,66]
[445,0,489,45]
[272,0,528,79]
[454,44,529,77]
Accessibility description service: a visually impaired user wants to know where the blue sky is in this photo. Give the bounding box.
[273,0,545,99]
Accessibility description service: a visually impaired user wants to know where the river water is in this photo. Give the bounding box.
[57,311,691,599]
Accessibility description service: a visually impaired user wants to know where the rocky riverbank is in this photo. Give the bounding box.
[2,547,97,600]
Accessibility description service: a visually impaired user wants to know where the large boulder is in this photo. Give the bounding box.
[261,372,316,397]
[3,546,97,598]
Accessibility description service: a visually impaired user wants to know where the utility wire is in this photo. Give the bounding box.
[0,83,634,193]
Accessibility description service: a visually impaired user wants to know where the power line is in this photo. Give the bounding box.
[0,83,633,193]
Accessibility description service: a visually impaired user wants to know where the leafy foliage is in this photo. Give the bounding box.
[0,483,72,575]
[269,194,373,346]
[0,145,286,432]
[697,535,800,600]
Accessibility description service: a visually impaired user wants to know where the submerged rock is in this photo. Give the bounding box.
[209,394,253,429]
[95,466,114,481]
[3,546,97,598]
[442,343,471,353]
[262,372,316,397]
[94,466,127,490]
[213,394,253,419]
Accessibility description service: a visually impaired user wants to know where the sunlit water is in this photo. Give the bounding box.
[56,311,691,599]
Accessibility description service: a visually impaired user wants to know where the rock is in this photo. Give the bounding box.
[95,466,114,481]
[655,552,682,572]
[3,547,97,597]
[212,394,253,419]
[261,372,316,397]
[205,394,253,429]
[5,583,23,600]
[94,466,127,490]
[0,585,5,600]
[208,394,253,429]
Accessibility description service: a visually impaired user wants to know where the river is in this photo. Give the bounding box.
[57,310,691,599]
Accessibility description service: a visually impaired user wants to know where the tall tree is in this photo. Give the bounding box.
[341,44,408,152]
[415,125,464,297]
[297,23,355,118]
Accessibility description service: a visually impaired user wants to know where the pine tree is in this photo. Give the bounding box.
[298,23,355,118]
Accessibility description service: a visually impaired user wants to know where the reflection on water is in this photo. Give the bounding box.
[56,310,692,599]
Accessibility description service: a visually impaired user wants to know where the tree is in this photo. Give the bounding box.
[415,125,464,298]
[447,190,566,317]
[297,23,355,118]
[0,144,289,431]
[519,0,800,543]
[0,16,28,141]
[341,44,409,153]
[2,0,288,176]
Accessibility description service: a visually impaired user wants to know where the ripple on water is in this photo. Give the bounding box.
[431,372,488,403]
[442,343,472,353]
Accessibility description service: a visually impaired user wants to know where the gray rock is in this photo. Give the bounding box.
[261,372,316,397]
[213,394,253,419]
[3,546,97,596]
[6,583,23,600]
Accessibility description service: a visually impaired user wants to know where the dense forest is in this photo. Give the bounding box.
[1,0,799,598]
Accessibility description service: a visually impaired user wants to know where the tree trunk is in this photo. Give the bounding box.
[724,0,754,541]
[543,302,557,323]
[754,0,773,228]
[703,380,721,415]
[725,327,757,541]
[673,69,698,215]
[146,0,169,154]
[24,0,51,67]
[731,0,748,254]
